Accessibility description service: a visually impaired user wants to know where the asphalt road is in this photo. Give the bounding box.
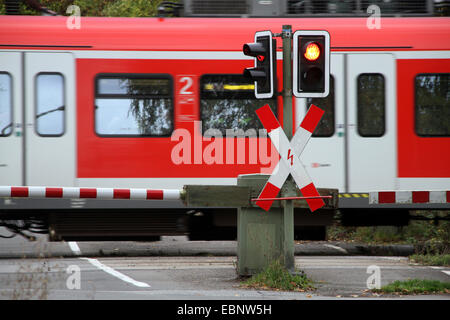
[0,228,449,301]
[0,255,449,300]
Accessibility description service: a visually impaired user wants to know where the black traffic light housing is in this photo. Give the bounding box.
[243,30,276,99]
[293,30,330,98]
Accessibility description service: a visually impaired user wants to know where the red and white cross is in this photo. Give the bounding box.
[255,104,325,212]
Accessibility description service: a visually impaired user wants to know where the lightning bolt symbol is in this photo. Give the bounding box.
[287,149,294,166]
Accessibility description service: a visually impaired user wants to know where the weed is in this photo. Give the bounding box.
[409,254,450,267]
[2,239,64,300]
[327,212,449,254]
[240,259,315,292]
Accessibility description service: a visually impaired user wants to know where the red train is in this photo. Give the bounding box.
[0,16,449,240]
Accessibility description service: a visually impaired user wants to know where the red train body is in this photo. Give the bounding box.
[0,16,449,240]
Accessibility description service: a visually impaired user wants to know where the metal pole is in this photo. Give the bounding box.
[281,24,295,272]
[282,25,293,140]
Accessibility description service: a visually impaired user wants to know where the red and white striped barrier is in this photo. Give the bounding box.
[0,186,181,200]
[369,191,450,204]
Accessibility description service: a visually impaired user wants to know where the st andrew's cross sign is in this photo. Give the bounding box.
[254,103,326,212]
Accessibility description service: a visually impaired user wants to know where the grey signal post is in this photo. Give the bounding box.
[239,25,297,274]
[281,25,295,272]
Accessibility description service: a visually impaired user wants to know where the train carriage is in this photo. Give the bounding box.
[0,16,449,240]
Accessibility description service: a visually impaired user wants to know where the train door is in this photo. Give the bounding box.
[24,52,76,186]
[295,54,346,191]
[0,52,23,186]
[346,54,396,192]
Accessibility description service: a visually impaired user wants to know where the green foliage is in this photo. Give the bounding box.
[38,0,75,14]
[0,0,72,15]
[328,211,450,253]
[0,0,175,17]
[406,211,450,255]
[373,279,450,295]
[72,0,115,17]
[241,259,315,292]
[102,0,160,17]
[327,225,406,244]
[327,214,450,268]
[410,254,450,267]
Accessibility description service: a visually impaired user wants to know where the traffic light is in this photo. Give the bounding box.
[243,30,276,99]
[293,30,330,98]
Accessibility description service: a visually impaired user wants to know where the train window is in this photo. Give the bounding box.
[306,76,335,137]
[200,74,277,136]
[415,74,450,137]
[0,73,12,137]
[95,75,173,136]
[357,74,385,137]
[36,73,65,136]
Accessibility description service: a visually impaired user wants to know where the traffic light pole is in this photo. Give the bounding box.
[282,25,293,141]
[240,26,331,275]
[281,25,295,272]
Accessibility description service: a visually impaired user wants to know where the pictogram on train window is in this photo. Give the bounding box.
[415,73,450,137]
[36,73,65,137]
[94,74,173,137]
[357,73,385,137]
[200,74,277,136]
[306,75,335,137]
[0,72,12,137]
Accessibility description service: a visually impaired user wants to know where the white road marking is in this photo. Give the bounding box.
[81,258,150,288]
[428,266,450,277]
[323,244,348,254]
[381,257,407,261]
[68,242,81,255]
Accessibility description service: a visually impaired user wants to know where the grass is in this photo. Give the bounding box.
[409,254,450,266]
[328,221,449,246]
[327,212,450,266]
[328,211,449,253]
[240,259,315,292]
[372,279,450,295]
[328,211,449,245]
